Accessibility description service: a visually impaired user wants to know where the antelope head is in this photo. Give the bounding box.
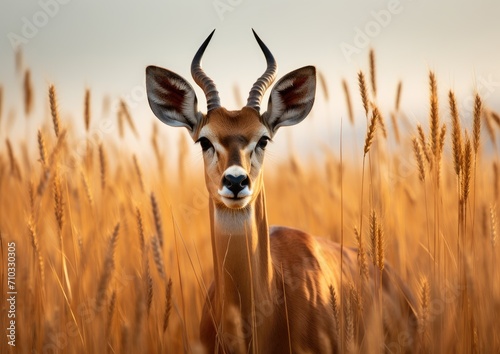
[146,30,316,210]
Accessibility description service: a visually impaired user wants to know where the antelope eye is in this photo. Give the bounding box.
[196,137,214,152]
[257,136,270,150]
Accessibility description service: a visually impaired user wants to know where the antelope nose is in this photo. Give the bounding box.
[223,174,249,197]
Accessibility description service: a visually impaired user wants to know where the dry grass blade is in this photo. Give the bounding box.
[473,94,482,153]
[342,79,354,124]
[358,71,370,118]
[49,85,60,138]
[449,91,463,176]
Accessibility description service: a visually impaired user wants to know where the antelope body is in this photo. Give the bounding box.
[146,30,416,354]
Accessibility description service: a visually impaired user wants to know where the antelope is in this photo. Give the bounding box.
[146,30,416,354]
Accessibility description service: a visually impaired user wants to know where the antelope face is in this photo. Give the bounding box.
[196,107,270,209]
[146,29,316,210]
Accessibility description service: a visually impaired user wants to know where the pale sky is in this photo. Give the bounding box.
[1,0,499,157]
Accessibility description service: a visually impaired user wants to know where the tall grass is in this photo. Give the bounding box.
[0,53,499,353]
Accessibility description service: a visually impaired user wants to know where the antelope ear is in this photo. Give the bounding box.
[262,66,316,133]
[146,65,203,133]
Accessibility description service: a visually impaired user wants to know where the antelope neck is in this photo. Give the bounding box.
[209,188,275,315]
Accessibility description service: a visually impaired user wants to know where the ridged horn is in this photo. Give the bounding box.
[246,29,278,112]
[191,29,221,112]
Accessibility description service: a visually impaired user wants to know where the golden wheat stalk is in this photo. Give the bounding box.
[27,218,45,285]
[490,110,500,128]
[494,162,499,201]
[99,144,106,190]
[80,170,94,206]
[145,258,154,314]
[395,81,402,112]
[151,234,166,279]
[342,79,354,125]
[483,110,497,147]
[364,108,378,155]
[107,290,117,334]
[120,100,139,138]
[449,91,463,176]
[53,170,64,231]
[418,276,430,338]
[390,112,400,144]
[417,124,432,168]
[376,223,385,272]
[84,89,91,132]
[96,223,120,311]
[151,193,164,248]
[6,139,22,180]
[49,85,60,138]
[329,285,340,343]
[370,210,378,267]
[136,207,145,253]
[428,71,439,158]
[412,137,426,182]
[462,133,472,203]
[133,154,145,192]
[436,124,446,186]
[28,181,35,219]
[473,94,482,153]
[318,70,330,101]
[491,204,497,249]
[354,226,368,279]
[358,71,370,118]
[37,129,48,167]
[369,49,377,97]
[163,278,173,332]
[23,69,33,116]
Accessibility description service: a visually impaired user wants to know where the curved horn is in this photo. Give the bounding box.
[191,29,221,112]
[246,29,278,112]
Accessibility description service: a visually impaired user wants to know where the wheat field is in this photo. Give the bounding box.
[1,51,499,353]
